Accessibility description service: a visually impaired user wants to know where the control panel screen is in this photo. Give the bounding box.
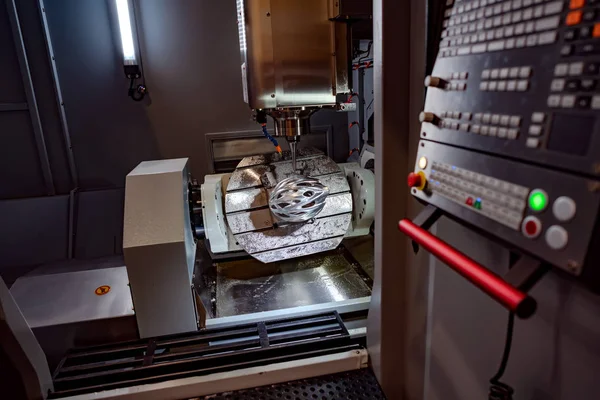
[548,113,595,155]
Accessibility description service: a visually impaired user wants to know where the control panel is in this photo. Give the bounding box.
[414,0,600,277]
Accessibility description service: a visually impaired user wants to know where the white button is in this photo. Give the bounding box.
[547,95,561,107]
[491,114,500,124]
[551,79,565,92]
[507,128,519,139]
[509,67,520,78]
[498,81,507,91]
[545,225,568,250]
[517,80,529,91]
[531,112,545,123]
[561,95,576,108]
[509,116,521,127]
[543,1,563,15]
[481,125,489,135]
[490,69,500,79]
[498,127,508,138]
[506,38,516,48]
[500,115,510,126]
[526,137,540,148]
[489,126,498,136]
[483,113,492,123]
[554,63,568,76]
[472,125,481,134]
[552,196,576,222]
[500,68,510,79]
[482,69,491,79]
[515,37,527,48]
[534,16,560,32]
[489,81,498,91]
[529,125,542,136]
[526,34,538,47]
[568,62,584,76]
[507,80,517,91]
[522,216,542,238]
[538,31,557,45]
[480,81,489,91]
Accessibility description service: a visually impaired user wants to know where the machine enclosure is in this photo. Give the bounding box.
[123,159,199,338]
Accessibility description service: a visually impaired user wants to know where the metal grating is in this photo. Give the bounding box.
[199,368,386,399]
[49,312,358,399]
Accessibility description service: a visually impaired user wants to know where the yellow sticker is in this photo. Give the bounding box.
[95,285,111,296]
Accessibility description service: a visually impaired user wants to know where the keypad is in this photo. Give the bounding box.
[429,161,529,230]
[437,110,521,140]
[480,66,532,92]
[548,61,600,107]
[439,0,563,58]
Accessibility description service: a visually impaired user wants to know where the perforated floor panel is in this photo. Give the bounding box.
[198,368,386,400]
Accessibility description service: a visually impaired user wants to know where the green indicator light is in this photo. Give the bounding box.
[474,200,482,210]
[529,190,548,212]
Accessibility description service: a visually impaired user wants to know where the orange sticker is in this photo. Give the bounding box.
[95,285,111,296]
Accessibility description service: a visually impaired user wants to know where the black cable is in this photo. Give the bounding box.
[357,41,373,64]
[489,312,515,400]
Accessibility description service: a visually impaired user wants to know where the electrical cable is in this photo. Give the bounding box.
[489,312,516,400]
[261,124,282,154]
[357,41,373,64]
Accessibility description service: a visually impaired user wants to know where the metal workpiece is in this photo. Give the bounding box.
[225,148,352,263]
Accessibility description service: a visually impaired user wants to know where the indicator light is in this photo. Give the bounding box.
[419,156,428,169]
[466,197,474,206]
[528,190,548,212]
[474,199,482,209]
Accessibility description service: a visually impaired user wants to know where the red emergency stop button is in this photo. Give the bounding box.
[408,171,427,190]
[521,216,542,239]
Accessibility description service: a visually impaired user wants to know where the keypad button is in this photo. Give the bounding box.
[551,78,566,91]
[497,81,507,91]
[564,28,578,41]
[554,63,568,76]
[509,116,521,127]
[471,125,481,134]
[489,126,498,137]
[519,66,532,78]
[576,42,600,55]
[585,62,599,75]
[568,62,584,76]
[489,81,498,91]
[482,113,492,123]
[500,115,510,126]
[561,95,576,108]
[579,25,592,39]
[481,69,491,79]
[481,125,490,135]
[561,44,574,56]
[509,67,520,78]
[581,79,597,91]
[490,69,500,79]
[547,95,561,107]
[566,79,580,91]
[517,80,529,91]
[500,68,510,79]
[529,125,542,136]
[507,129,519,139]
[526,137,540,148]
[577,96,591,109]
[498,128,508,138]
[531,112,545,123]
[491,114,500,125]
[583,9,596,22]
[522,216,542,239]
[507,80,517,91]
[460,123,470,131]
[474,113,483,121]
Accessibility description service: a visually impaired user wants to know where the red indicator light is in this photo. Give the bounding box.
[466,197,474,206]
[525,220,538,236]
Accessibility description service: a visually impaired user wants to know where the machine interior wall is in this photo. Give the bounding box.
[1,0,350,277]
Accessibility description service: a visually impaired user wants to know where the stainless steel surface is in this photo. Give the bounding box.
[10,267,134,328]
[238,0,342,110]
[214,252,371,318]
[7,0,55,195]
[225,149,352,263]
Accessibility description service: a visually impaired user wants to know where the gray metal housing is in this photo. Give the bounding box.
[123,159,200,338]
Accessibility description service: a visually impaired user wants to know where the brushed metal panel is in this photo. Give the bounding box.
[242,0,337,108]
[10,267,134,328]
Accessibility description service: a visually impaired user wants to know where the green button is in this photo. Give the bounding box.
[528,189,548,212]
